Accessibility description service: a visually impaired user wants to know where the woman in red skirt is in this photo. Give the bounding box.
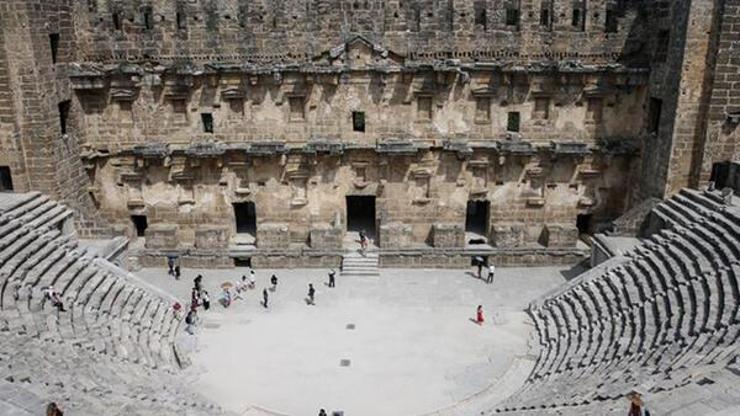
[476,305,484,325]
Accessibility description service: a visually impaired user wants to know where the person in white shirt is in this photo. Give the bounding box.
[45,286,66,312]
[487,264,496,284]
[235,275,248,294]
[248,270,256,289]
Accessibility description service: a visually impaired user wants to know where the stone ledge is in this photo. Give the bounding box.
[131,245,588,268]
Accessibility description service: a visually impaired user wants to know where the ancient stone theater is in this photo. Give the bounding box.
[0,0,737,268]
[0,0,738,415]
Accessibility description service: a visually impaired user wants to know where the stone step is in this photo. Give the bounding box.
[342,262,379,269]
[341,250,379,278]
[341,270,380,277]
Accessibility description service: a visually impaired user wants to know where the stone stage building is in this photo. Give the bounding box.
[0,0,738,268]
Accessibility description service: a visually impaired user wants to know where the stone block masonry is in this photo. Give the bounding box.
[696,0,740,187]
[0,0,736,267]
[0,0,112,237]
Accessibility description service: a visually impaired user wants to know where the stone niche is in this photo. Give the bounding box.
[431,223,465,248]
[144,224,178,250]
[257,223,290,249]
[309,223,342,250]
[379,222,412,249]
[491,222,527,248]
[194,226,229,250]
[540,223,579,248]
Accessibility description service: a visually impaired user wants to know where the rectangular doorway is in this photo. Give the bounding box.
[710,162,731,189]
[233,202,256,235]
[346,196,376,237]
[0,166,13,192]
[577,213,592,235]
[465,200,489,244]
[131,215,148,237]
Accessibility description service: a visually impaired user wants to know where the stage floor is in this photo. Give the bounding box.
[140,265,574,416]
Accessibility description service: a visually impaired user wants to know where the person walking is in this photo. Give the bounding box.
[308,283,315,305]
[194,274,203,292]
[270,274,278,291]
[486,264,496,284]
[236,275,248,294]
[248,270,256,289]
[191,286,201,309]
[474,256,485,279]
[359,229,367,252]
[185,307,198,335]
[185,308,197,334]
[328,269,336,288]
[202,290,211,310]
[167,255,175,276]
[262,288,269,308]
[174,256,181,280]
[476,305,485,325]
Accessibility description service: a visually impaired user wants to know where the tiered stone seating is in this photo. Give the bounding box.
[495,189,740,414]
[0,335,223,415]
[0,193,229,414]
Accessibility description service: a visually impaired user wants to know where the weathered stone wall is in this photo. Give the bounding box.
[88,144,634,251]
[636,0,739,200]
[2,0,736,267]
[69,27,647,253]
[379,249,585,268]
[71,1,643,64]
[635,0,692,201]
[0,4,30,192]
[71,67,647,149]
[0,0,111,237]
[696,0,740,186]
[660,0,720,196]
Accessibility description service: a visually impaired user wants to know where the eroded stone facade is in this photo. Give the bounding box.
[0,0,737,267]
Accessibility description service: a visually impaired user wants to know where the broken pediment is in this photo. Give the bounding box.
[316,35,405,70]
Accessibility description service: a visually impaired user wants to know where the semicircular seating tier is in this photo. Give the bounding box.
[0,192,228,415]
[494,188,740,415]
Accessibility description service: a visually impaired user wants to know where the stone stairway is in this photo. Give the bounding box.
[341,251,379,277]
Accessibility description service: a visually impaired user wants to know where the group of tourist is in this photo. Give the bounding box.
[184,274,209,334]
[180,267,341,334]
